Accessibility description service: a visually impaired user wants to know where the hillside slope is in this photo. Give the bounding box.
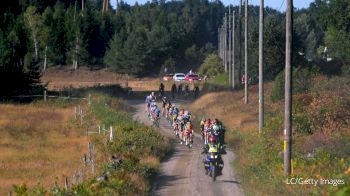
[189,78,350,195]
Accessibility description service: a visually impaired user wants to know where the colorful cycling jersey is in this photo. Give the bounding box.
[204,125,211,132]
[172,108,179,115]
[146,96,152,105]
[155,108,160,117]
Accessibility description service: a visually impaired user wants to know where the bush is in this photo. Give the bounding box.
[270,66,318,102]
[198,54,224,78]
[270,70,285,102]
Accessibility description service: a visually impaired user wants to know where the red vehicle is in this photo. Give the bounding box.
[184,74,201,81]
[163,74,174,81]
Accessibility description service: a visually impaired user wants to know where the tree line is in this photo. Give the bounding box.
[0,0,349,96]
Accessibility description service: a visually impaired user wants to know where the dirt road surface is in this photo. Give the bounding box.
[131,100,244,196]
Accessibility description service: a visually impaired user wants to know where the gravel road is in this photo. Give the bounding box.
[131,100,244,196]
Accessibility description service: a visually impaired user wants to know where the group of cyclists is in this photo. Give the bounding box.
[145,91,226,178]
[145,92,161,127]
[165,83,200,100]
[165,99,194,148]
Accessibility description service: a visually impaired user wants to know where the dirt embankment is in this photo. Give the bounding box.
[189,83,273,132]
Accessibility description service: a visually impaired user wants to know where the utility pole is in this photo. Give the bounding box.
[218,28,221,58]
[284,0,293,175]
[221,26,223,60]
[238,0,242,87]
[244,0,248,104]
[229,6,232,83]
[224,13,227,72]
[232,10,235,89]
[259,0,264,132]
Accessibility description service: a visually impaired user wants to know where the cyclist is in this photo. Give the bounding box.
[171,83,177,100]
[161,97,168,116]
[159,83,165,98]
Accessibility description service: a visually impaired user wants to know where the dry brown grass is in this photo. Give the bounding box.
[189,83,274,132]
[0,103,88,195]
[139,156,160,169]
[42,66,160,91]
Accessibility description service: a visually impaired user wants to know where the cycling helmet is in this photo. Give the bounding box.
[209,135,216,144]
[213,124,220,132]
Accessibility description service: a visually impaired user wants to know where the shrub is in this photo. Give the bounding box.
[198,54,224,78]
[270,66,318,102]
[270,70,285,102]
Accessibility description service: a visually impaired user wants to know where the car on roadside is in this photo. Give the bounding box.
[185,74,201,81]
[163,74,174,81]
[173,73,186,81]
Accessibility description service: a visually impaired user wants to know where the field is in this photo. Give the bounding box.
[0,102,88,194]
[42,67,160,91]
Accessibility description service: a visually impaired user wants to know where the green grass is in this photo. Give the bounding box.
[202,73,231,92]
[230,119,350,196]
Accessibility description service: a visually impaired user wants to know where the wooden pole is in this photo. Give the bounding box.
[232,10,236,89]
[259,0,264,132]
[91,159,95,175]
[284,0,293,175]
[238,0,242,86]
[228,6,232,83]
[65,176,69,190]
[110,126,113,141]
[44,90,47,102]
[244,0,249,104]
[80,108,83,125]
[88,94,91,106]
[83,154,87,167]
[74,107,77,120]
[224,13,227,72]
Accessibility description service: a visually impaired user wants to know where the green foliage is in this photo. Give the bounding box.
[198,54,223,77]
[325,27,350,60]
[13,184,28,195]
[270,66,319,102]
[270,70,285,102]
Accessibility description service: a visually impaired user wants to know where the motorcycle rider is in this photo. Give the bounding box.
[202,136,224,175]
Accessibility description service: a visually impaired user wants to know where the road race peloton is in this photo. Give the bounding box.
[145,93,227,181]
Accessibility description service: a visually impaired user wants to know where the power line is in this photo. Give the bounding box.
[278,0,286,12]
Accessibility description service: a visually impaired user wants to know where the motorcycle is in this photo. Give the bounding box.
[202,146,226,181]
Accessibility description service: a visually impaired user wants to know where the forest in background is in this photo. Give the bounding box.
[0,0,349,96]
